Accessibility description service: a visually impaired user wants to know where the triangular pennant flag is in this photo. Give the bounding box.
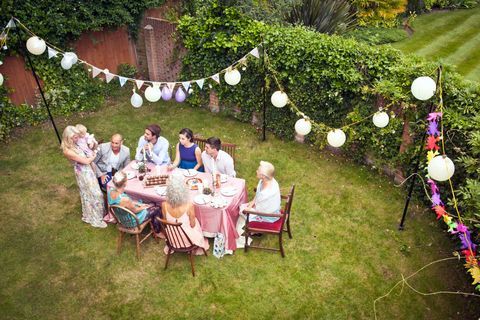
[196,79,204,89]
[105,71,114,83]
[249,47,260,58]
[153,82,161,88]
[118,76,127,87]
[47,47,58,59]
[6,19,15,28]
[182,81,190,91]
[92,67,102,78]
[167,82,175,91]
[135,80,144,90]
[211,73,220,84]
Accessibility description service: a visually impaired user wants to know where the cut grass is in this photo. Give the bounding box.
[393,7,480,82]
[0,96,478,319]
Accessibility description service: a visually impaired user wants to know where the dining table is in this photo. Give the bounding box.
[107,161,248,252]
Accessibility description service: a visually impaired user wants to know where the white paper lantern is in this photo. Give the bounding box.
[271,91,288,108]
[327,129,346,148]
[60,55,73,70]
[0,73,3,86]
[428,155,455,182]
[411,76,436,101]
[64,52,78,65]
[295,118,312,135]
[372,111,389,128]
[130,91,143,108]
[224,69,241,86]
[26,36,46,55]
[144,86,161,102]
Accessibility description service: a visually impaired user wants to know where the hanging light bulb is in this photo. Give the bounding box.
[327,129,346,147]
[224,69,241,86]
[271,91,288,108]
[411,76,436,101]
[294,118,312,135]
[372,111,390,128]
[26,36,46,55]
[130,89,143,108]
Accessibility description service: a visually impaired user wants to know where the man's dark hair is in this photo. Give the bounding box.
[146,124,161,138]
[206,137,221,151]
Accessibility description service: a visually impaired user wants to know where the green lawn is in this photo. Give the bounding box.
[0,96,478,319]
[393,7,480,82]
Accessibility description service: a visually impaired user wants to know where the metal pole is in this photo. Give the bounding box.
[12,18,61,144]
[398,66,442,230]
[262,39,267,141]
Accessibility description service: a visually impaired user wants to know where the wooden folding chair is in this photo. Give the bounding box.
[193,135,236,164]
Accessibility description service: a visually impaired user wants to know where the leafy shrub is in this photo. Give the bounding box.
[423,0,479,10]
[351,0,408,27]
[345,27,408,45]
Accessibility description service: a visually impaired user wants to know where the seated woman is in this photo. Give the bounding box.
[168,128,203,171]
[162,174,209,255]
[108,172,162,234]
[237,161,281,236]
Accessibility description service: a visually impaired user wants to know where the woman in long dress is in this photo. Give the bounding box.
[61,125,106,228]
[162,174,209,255]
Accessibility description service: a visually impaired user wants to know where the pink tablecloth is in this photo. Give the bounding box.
[107,162,247,251]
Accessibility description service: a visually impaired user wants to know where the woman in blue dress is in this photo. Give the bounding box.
[169,128,204,171]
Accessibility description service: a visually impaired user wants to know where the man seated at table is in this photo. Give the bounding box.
[201,136,236,177]
[94,133,131,190]
[135,124,170,165]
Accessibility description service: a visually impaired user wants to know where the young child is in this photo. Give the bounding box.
[75,124,99,172]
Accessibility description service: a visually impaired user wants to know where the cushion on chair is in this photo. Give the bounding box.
[248,216,284,232]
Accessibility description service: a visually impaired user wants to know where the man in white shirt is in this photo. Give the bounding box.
[201,137,236,177]
[94,133,131,190]
[135,124,170,165]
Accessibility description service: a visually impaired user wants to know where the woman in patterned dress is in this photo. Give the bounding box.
[61,125,106,228]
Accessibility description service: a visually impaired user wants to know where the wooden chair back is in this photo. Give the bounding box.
[157,218,195,251]
[284,184,295,216]
[193,136,236,163]
[110,205,140,229]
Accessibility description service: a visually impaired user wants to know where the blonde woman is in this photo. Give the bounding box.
[162,174,209,255]
[61,125,106,228]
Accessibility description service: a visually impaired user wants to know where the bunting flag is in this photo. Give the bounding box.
[118,76,127,87]
[92,67,102,78]
[249,47,260,59]
[211,73,220,84]
[167,82,175,91]
[47,47,58,59]
[196,79,205,89]
[105,71,114,83]
[135,80,144,90]
[182,81,190,91]
[6,19,15,28]
[153,82,161,88]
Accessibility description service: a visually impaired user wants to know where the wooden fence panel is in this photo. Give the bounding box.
[0,55,38,105]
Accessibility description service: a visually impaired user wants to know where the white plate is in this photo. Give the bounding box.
[126,171,136,180]
[154,186,167,196]
[194,194,211,205]
[220,174,228,183]
[220,186,237,197]
[183,169,198,177]
[131,162,140,170]
[210,197,228,208]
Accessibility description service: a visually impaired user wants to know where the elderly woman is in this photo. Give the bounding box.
[162,174,209,255]
[168,128,203,171]
[108,172,162,233]
[61,125,106,228]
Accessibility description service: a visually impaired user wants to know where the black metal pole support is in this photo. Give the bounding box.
[12,18,61,144]
[262,39,267,142]
[398,66,442,230]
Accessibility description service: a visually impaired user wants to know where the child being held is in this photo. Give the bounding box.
[75,124,99,172]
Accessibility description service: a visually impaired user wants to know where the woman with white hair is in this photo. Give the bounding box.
[108,171,162,233]
[240,161,281,223]
[162,174,209,254]
[61,125,106,228]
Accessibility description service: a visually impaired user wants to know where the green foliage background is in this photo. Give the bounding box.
[178,3,480,235]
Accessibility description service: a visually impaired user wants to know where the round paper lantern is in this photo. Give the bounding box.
[130,91,143,108]
[224,69,241,86]
[64,52,78,65]
[0,73,3,86]
[294,118,312,135]
[271,91,288,108]
[161,86,173,100]
[428,155,455,182]
[372,111,389,128]
[411,76,436,101]
[60,55,73,70]
[26,36,46,55]
[175,88,186,102]
[327,129,346,148]
[144,86,161,102]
